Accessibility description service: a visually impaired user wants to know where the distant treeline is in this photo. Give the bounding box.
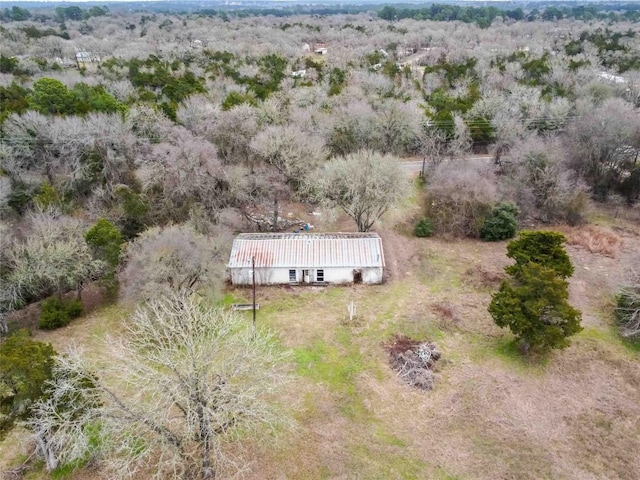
[378,3,640,24]
[196,3,640,27]
[0,5,109,22]
[2,2,639,27]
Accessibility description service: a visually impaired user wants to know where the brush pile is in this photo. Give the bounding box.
[385,335,441,391]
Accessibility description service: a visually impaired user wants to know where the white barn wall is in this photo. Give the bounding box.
[230,266,383,286]
[362,267,383,284]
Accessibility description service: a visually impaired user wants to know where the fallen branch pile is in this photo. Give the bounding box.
[385,335,441,391]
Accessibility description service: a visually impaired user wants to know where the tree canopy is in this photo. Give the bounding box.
[317,150,406,232]
[31,293,290,478]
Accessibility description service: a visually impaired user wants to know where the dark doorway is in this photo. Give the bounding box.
[353,270,362,284]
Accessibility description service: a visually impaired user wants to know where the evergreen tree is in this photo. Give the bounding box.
[489,231,582,353]
[505,231,574,279]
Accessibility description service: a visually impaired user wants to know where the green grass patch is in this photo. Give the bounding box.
[578,327,640,355]
[348,442,427,479]
[418,249,464,292]
[293,327,371,420]
[217,291,249,307]
[433,467,466,480]
[619,336,640,353]
[467,333,549,372]
[51,458,90,479]
[360,281,433,339]
[83,303,129,340]
[374,426,406,447]
[293,337,363,394]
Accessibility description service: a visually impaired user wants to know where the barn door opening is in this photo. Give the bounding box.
[353,270,362,284]
[302,269,310,283]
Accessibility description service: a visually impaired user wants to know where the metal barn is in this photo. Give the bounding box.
[227,232,385,286]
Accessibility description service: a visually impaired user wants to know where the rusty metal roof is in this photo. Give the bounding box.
[228,233,385,269]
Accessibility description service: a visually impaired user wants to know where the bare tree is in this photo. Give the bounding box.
[468,91,527,165]
[30,352,103,471]
[623,69,640,107]
[565,98,640,202]
[417,125,448,176]
[119,224,230,301]
[424,162,499,238]
[250,124,326,190]
[317,150,407,232]
[0,222,17,333]
[6,209,105,302]
[449,114,472,159]
[125,105,173,143]
[616,268,640,339]
[1,112,140,206]
[208,105,260,165]
[140,129,224,224]
[372,100,422,155]
[31,293,290,479]
[176,95,219,136]
[2,111,58,185]
[502,136,589,225]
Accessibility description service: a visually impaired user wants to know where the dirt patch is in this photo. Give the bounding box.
[384,335,441,390]
[378,229,420,282]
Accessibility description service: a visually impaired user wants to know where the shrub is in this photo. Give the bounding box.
[615,271,640,339]
[414,217,434,237]
[424,163,498,238]
[480,203,519,241]
[39,297,83,330]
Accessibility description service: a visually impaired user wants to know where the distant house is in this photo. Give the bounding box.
[75,51,100,69]
[598,71,626,84]
[313,42,328,55]
[227,232,385,286]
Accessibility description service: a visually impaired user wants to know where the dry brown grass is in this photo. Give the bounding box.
[564,225,624,257]
[463,264,507,289]
[430,300,462,326]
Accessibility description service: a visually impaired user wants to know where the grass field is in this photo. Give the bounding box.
[2,203,639,480]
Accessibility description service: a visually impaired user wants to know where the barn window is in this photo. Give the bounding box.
[289,269,296,282]
[316,269,324,282]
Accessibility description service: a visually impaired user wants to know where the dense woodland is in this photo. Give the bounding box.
[0,2,640,479]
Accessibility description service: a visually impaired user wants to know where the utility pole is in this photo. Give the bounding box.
[252,256,256,335]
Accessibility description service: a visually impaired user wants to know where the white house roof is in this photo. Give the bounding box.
[598,71,626,84]
[228,233,385,269]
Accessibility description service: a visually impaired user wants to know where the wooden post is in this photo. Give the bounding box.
[252,256,256,335]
